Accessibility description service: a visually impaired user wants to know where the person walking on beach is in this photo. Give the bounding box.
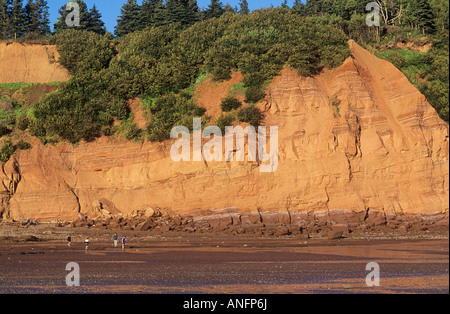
[121,236,126,251]
[85,237,89,251]
[113,233,118,247]
[67,235,72,247]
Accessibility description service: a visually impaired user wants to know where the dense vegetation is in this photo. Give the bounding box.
[0,0,448,156]
[375,33,449,121]
[0,0,50,39]
[0,0,105,39]
[53,0,106,35]
[29,8,350,144]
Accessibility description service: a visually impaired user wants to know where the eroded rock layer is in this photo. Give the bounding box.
[0,42,70,83]
[1,41,448,234]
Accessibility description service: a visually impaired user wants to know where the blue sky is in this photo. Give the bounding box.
[48,0,297,33]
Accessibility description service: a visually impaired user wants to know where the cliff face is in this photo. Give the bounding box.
[1,40,448,224]
[0,42,70,83]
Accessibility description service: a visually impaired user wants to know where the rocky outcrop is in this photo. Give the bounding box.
[1,41,448,235]
[0,42,70,83]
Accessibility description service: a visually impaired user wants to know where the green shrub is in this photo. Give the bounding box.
[0,140,15,163]
[32,72,129,144]
[237,105,264,126]
[216,113,236,134]
[0,123,11,137]
[54,30,116,75]
[387,51,406,69]
[146,118,173,142]
[123,122,142,141]
[16,140,32,150]
[244,86,266,104]
[101,125,116,137]
[243,72,267,88]
[16,114,30,131]
[32,87,102,144]
[288,43,322,76]
[329,95,341,118]
[145,92,205,141]
[0,106,15,127]
[418,34,449,122]
[28,119,46,137]
[221,96,243,112]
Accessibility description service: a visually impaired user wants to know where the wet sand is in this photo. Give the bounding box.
[0,227,448,294]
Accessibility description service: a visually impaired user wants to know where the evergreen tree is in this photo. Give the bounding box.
[166,0,188,25]
[305,0,322,15]
[36,0,50,36]
[150,0,167,27]
[223,2,236,13]
[0,0,12,39]
[429,0,449,31]
[153,0,168,27]
[239,0,249,14]
[187,0,201,24]
[52,2,66,32]
[87,4,106,34]
[162,0,200,28]
[416,0,437,34]
[204,0,223,19]
[115,0,141,37]
[9,0,27,39]
[141,0,157,27]
[24,0,49,36]
[292,0,305,15]
[25,0,40,35]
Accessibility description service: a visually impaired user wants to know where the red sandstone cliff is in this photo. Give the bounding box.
[0,42,70,83]
[1,40,448,225]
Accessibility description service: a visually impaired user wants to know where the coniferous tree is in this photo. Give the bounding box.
[429,0,449,31]
[23,0,49,36]
[187,0,201,24]
[152,0,168,27]
[292,0,305,15]
[305,0,322,16]
[223,2,236,13]
[204,0,223,19]
[239,0,249,14]
[25,0,40,35]
[115,0,141,37]
[87,4,106,34]
[166,0,188,25]
[9,0,27,39]
[141,0,157,27]
[36,0,50,36]
[0,0,11,39]
[416,0,437,34]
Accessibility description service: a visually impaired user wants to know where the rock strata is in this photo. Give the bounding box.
[0,42,70,83]
[0,41,448,231]
[5,207,447,238]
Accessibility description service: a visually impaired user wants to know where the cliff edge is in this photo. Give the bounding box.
[1,41,448,234]
[0,41,70,84]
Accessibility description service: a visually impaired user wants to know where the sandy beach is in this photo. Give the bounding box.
[0,224,448,294]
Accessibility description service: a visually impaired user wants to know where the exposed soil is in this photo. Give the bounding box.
[0,42,70,84]
[193,71,245,121]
